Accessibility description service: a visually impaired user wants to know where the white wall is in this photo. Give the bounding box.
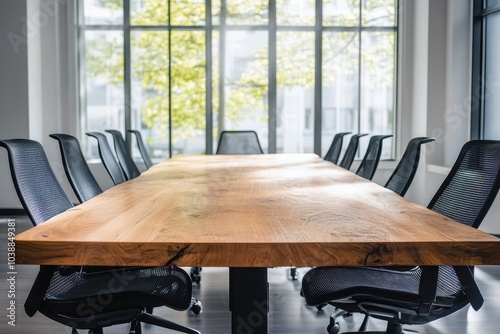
[0,0,30,208]
[0,0,81,207]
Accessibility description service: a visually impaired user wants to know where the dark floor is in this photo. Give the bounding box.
[1,216,499,333]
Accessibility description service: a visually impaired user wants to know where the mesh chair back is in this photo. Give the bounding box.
[86,132,126,185]
[216,130,264,154]
[128,129,153,169]
[384,137,435,196]
[324,132,351,164]
[0,139,73,226]
[50,134,102,203]
[355,135,393,180]
[428,140,500,229]
[1,139,196,332]
[105,129,141,180]
[338,133,368,170]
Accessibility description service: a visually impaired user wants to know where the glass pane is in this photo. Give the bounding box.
[83,0,123,25]
[131,31,169,162]
[171,0,206,26]
[487,0,500,7]
[212,0,221,25]
[82,31,125,159]
[362,0,396,27]
[226,0,268,25]
[130,0,168,26]
[360,31,396,159]
[277,0,315,26]
[221,31,268,151]
[322,31,359,156]
[171,31,206,154]
[277,31,315,153]
[484,11,500,139]
[323,0,359,26]
[212,30,220,149]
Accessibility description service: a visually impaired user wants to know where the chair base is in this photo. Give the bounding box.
[334,322,403,334]
[134,311,201,334]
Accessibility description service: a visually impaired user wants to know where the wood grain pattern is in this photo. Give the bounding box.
[14,154,500,267]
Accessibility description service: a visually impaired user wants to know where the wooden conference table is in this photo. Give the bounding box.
[15,154,500,334]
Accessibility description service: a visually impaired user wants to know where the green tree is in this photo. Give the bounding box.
[85,0,396,147]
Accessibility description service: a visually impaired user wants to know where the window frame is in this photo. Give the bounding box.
[471,0,500,139]
[77,0,399,157]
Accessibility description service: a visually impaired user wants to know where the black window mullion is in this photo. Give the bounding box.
[314,0,322,155]
[124,0,132,149]
[357,1,363,141]
[269,0,277,153]
[167,1,173,157]
[206,0,214,154]
[218,0,226,138]
[471,0,485,139]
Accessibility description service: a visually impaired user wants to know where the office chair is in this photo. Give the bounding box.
[49,133,102,203]
[355,135,393,180]
[385,137,435,197]
[338,133,368,170]
[128,129,153,169]
[0,139,201,334]
[106,129,141,180]
[86,132,127,185]
[324,132,352,164]
[301,140,500,334]
[51,133,202,318]
[216,130,264,154]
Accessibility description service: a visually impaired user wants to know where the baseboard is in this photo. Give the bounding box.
[0,208,26,216]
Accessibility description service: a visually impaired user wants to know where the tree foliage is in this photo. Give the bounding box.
[85,0,396,144]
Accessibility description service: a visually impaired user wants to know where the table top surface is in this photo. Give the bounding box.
[15,154,500,267]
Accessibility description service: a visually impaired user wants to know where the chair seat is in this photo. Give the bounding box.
[43,266,192,315]
[302,266,466,324]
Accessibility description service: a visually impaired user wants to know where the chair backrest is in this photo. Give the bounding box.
[0,139,73,226]
[323,132,351,164]
[384,137,435,196]
[105,129,141,180]
[128,129,153,169]
[50,134,102,203]
[428,140,500,229]
[338,133,368,170]
[216,130,264,154]
[355,135,393,180]
[86,132,126,185]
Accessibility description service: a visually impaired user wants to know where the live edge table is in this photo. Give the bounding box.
[15,154,500,334]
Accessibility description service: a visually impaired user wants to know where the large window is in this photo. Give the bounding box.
[472,0,500,140]
[79,0,398,160]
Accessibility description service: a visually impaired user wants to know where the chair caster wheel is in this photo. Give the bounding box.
[326,320,340,334]
[190,299,202,315]
[190,267,201,284]
[316,303,327,311]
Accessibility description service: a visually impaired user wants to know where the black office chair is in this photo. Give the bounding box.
[106,129,141,180]
[86,132,127,185]
[384,137,435,197]
[128,129,154,169]
[216,130,264,154]
[324,132,352,164]
[338,133,368,170]
[50,133,102,203]
[302,140,500,334]
[0,139,201,334]
[355,135,393,180]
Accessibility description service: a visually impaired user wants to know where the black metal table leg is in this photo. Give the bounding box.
[229,268,268,334]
